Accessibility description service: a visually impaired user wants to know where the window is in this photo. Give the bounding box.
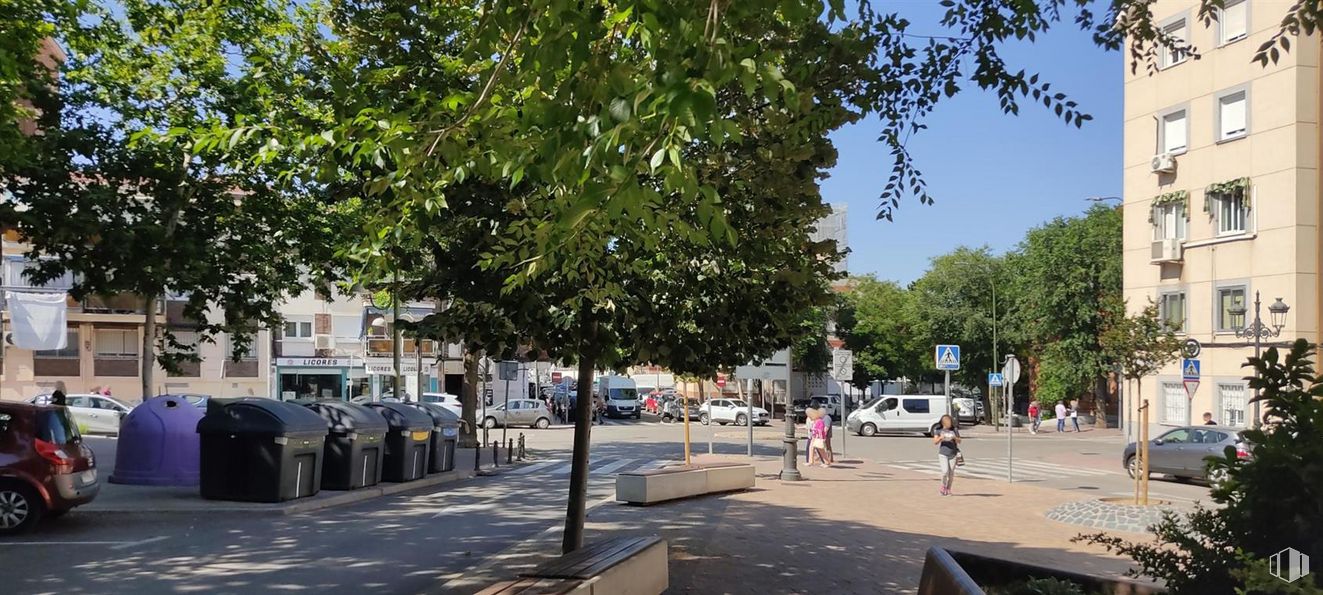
[1217,190,1248,235]
[226,333,259,361]
[95,329,139,358]
[1217,90,1248,141]
[1158,428,1191,443]
[1161,382,1189,424]
[4,257,74,290]
[1216,285,1247,332]
[1218,383,1247,427]
[283,321,313,339]
[1153,203,1186,240]
[1160,19,1189,68]
[903,399,931,414]
[877,398,897,412]
[35,330,79,358]
[1218,0,1248,45]
[1159,292,1187,332]
[1160,109,1188,154]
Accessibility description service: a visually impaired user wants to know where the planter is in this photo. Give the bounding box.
[919,546,1164,595]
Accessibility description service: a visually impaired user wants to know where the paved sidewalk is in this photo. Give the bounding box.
[442,454,1145,594]
[83,446,510,515]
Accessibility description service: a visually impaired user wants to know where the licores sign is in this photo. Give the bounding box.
[276,357,351,367]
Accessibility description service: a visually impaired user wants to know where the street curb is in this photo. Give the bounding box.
[82,468,479,517]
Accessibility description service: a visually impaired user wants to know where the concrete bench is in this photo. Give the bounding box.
[615,462,755,505]
[475,577,584,595]
[515,536,668,595]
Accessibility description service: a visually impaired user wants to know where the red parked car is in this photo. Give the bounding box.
[0,402,100,534]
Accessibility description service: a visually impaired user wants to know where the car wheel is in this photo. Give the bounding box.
[0,482,43,535]
[699,414,709,426]
[1125,455,1139,479]
[736,414,748,426]
[534,417,550,429]
[633,414,641,420]
[861,423,877,437]
[483,417,497,430]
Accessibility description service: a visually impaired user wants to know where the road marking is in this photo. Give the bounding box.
[109,535,169,550]
[1,535,170,550]
[591,458,637,475]
[507,461,560,475]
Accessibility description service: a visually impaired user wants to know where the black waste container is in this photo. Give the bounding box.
[364,402,432,482]
[197,398,327,502]
[299,400,389,490]
[407,403,461,473]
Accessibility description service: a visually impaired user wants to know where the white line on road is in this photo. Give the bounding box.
[590,459,637,475]
[1,535,170,550]
[508,461,560,475]
[109,535,169,550]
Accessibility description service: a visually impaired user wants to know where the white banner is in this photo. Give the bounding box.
[6,291,68,350]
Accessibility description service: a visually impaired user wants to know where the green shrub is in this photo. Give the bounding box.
[1077,339,1323,594]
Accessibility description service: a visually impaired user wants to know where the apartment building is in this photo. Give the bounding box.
[1,230,270,402]
[1123,0,1320,436]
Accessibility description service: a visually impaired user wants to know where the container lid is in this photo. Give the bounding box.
[364,401,434,431]
[406,402,461,427]
[197,398,328,435]
[300,400,390,434]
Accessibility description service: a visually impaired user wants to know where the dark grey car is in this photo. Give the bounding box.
[1123,425,1251,483]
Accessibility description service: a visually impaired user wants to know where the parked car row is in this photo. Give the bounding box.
[698,399,771,426]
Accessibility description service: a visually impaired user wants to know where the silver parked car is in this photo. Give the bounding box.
[483,399,553,429]
[29,394,134,435]
[1123,425,1250,484]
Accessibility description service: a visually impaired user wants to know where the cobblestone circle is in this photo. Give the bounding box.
[1045,498,1176,534]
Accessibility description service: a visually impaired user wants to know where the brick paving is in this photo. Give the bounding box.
[445,454,1149,595]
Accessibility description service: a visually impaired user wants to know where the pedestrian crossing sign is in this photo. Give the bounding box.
[988,372,1004,387]
[935,344,960,371]
[1182,358,1200,380]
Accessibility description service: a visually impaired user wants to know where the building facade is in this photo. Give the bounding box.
[1,231,270,402]
[1123,0,1321,437]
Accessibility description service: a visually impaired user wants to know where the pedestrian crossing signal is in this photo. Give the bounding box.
[1182,358,1200,380]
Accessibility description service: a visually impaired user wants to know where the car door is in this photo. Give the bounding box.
[901,398,934,432]
[875,398,900,431]
[517,400,538,425]
[64,396,100,433]
[1148,428,1190,475]
[94,397,129,433]
[1182,429,1228,477]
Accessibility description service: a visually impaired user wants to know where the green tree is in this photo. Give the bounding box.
[1005,205,1121,418]
[1099,301,1183,429]
[909,247,1004,389]
[837,276,921,390]
[1,0,333,400]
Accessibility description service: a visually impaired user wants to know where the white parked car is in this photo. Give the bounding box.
[482,399,553,429]
[29,393,134,435]
[698,399,770,426]
[419,392,463,417]
[847,395,951,437]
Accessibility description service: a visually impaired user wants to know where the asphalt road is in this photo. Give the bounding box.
[0,415,1211,594]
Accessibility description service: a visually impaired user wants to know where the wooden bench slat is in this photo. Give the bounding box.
[522,536,661,580]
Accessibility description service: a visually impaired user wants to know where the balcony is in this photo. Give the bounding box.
[365,337,437,358]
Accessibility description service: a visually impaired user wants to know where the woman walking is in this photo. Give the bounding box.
[1069,400,1082,433]
[807,408,831,467]
[1027,400,1041,435]
[933,414,961,495]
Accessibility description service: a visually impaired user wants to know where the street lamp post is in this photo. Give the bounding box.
[1228,291,1289,428]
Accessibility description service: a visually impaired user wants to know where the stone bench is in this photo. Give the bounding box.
[615,462,755,505]
[488,536,666,595]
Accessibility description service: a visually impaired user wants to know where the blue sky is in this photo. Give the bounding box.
[822,5,1122,285]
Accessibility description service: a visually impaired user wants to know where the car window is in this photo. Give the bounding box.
[31,395,51,405]
[1159,429,1190,443]
[878,398,897,412]
[902,399,930,414]
[730,401,747,409]
[67,396,89,407]
[37,408,80,444]
[1192,429,1227,444]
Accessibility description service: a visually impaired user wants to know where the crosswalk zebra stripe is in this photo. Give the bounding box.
[1004,460,1111,475]
[591,459,638,475]
[885,460,1106,480]
[508,461,560,475]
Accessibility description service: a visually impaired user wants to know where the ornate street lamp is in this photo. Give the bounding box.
[1230,291,1289,428]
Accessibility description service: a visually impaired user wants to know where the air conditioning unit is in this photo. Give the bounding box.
[1150,239,1183,263]
[2,331,12,346]
[1151,153,1177,174]
[313,334,336,350]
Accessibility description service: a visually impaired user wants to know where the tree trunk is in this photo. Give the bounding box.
[562,321,598,554]
[1094,376,1110,429]
[459,347,480,448]
[140,292,157,403]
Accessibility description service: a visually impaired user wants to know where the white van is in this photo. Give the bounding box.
[595,375,640,419]
[847,395,951,437]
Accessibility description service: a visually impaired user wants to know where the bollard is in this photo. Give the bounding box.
[492,440,499,468]
[507,438,514,464]
[474,441,480,472]
[518,433,526,460]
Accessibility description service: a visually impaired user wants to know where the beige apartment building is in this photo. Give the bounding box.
[1123,0,1320,437]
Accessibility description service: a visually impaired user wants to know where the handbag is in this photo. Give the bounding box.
[955,452,965,466]
[811,438,826,449]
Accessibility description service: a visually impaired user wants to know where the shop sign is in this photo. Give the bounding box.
[277,357,353,368]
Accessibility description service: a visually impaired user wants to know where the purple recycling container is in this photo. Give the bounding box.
[110,395,204,486]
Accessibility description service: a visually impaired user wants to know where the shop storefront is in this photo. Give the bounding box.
[275,357,359,401]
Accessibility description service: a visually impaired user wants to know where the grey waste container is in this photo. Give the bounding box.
[407,403,460,473]
[298,400,389,490]
[364,402,432,482]
[197,398,326,502]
